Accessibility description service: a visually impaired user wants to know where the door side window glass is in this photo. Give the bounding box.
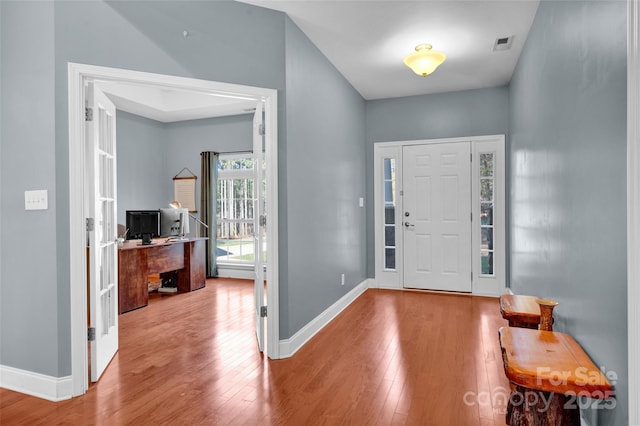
[480,153,494,276]
[383,158,397,270]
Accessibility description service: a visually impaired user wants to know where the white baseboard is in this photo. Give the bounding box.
[369,279,402,290]
[278,279,371,358]
[216,266,255,280]
[375,286,404,290]
[0,365,72,402]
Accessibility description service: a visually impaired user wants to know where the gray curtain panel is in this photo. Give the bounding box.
[200,151,219,278]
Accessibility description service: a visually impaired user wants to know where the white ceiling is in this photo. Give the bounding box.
[242,0,540,100]
[97,81,258,123]
[101,1,540,122]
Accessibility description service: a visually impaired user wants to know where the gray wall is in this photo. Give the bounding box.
[116,111,253,226]
[1,4,629,421]
[117,111,169,225]
[164,113,253,217]
[283,18,367,338]
[364,87,510,277]
[0,0,368,377]
[1,0,286,377]
[509,1,627,423]
[1,1,61,376]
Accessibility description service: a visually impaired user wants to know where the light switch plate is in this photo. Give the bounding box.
[25,190,48,210]
[359,197,364,208]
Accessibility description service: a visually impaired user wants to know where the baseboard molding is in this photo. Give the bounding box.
[371,280,502,298]
[368,279,402,290]
[216,266,255,280]
[580,400,598,426]
[278,279,371,358]
[0,365,72,402]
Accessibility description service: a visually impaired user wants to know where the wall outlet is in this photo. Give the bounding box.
[341,273,345,286]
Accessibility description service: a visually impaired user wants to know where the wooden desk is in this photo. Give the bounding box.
[499,294,541,329]
[499,327,614,425]
[118,238,206,314]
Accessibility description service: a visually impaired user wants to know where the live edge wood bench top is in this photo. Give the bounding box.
[499,294,541,327]
[498,326,613,398]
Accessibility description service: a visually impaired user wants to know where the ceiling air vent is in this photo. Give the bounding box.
[493,36,513,52]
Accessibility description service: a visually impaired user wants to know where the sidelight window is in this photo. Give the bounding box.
[383,158,397,270]
[479,153,495,276]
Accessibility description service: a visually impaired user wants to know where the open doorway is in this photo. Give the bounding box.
[68,63,280,397]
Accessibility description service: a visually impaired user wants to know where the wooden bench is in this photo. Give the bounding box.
[499,294,541,329]
[499,326,614,425]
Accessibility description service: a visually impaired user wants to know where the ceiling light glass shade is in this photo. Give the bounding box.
[403,44,446,77]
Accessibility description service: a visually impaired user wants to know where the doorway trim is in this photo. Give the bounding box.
[372,134,506,296]
[627,0,639,420]
[68,63,280,397]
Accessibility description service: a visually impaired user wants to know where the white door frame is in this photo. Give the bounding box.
[627,0,639,421]
[373,135,506,296]
[86,83,119,382]
[68,63,280,397]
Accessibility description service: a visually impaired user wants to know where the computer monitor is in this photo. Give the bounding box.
[125,210,160,240]
[160,207,190,238]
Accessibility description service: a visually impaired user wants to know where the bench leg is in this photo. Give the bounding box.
[507,386,580,426]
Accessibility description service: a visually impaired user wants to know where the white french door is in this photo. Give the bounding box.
[402,142,472,292]
[86,83,119,381]
[253,102,266,352]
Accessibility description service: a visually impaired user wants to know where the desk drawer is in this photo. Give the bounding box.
[147,243,184,274]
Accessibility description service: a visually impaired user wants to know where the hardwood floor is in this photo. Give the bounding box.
[0,279,510,425]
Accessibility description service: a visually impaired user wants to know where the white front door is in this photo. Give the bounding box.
[402,142,472,292]
[87,83,119,381]
[253,102,265,352]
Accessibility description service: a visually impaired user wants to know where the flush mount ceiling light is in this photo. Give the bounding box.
[403,44,446,77]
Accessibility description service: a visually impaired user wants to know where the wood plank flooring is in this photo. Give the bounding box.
[0,279,510,425]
